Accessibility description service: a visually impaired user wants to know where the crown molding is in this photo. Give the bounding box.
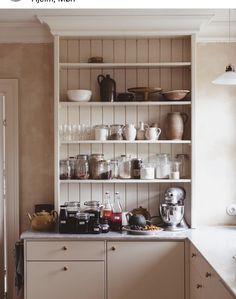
[0,22,52,43]
[197,20,236,43]
[38,14,214,37]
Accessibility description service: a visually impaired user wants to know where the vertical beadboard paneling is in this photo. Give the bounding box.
[58,37,192,218]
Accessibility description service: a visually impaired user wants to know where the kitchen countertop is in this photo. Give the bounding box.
[21,226,236,298]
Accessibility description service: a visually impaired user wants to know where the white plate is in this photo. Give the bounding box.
[122,225,164,235]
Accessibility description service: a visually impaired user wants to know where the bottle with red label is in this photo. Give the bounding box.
[111,192,123,231]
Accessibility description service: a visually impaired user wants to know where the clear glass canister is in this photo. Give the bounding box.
[140,163,155,180]
[118,155,132,179]
[75,155,89,179]
[94,125,109,141]
[109,125,124,140]
[110,159,119,179]
[94,160,112,180]
[170,159,182,180]
[60,159,71,180]
[68,156,76,179]
[89,154,104,179]
[155,153,171,179]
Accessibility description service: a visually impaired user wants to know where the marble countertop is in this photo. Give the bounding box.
[21,226,236,298]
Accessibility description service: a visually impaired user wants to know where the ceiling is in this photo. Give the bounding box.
[0,9,236,43]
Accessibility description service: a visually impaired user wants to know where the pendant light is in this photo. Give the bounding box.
[212,9,236,85]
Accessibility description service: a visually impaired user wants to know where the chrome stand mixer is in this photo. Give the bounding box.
[160,187,188,231]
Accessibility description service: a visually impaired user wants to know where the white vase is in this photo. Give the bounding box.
[123,124,137,141]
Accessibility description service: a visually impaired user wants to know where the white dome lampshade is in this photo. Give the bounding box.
[212,64,236,85]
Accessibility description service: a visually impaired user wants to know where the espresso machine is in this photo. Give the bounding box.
[160,187,188,231]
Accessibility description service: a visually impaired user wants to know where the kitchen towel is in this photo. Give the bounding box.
[15,240,24,295]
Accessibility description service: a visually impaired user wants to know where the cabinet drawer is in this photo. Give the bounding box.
[26,241,105,261]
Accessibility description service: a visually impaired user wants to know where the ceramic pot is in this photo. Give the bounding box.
[28,210,58,232]
[97,74,116,102]
[165,112,188,140]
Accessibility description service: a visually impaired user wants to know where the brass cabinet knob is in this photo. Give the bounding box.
[63,266,68,271]
[196,284,203,289]
[62,246,67,251]
[191,253,197,258]
[111,246,116,251]
[205,272,211,278]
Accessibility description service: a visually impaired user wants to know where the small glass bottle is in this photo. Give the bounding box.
[102,191,113,221]
[170,159,182,180]
[111,192,123,231]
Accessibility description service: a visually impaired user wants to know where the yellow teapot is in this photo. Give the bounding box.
[28,210,58,232]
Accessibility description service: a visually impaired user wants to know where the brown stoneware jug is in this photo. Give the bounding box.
[165,112,188,140]
[97,74,116,102]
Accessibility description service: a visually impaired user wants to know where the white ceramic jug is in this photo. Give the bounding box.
[145,126,161,140]
[123,124,137,141]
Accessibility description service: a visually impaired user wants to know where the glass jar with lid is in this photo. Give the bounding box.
[84,201,101,232]
[118,154,132,179]
[60,159,71,180]
[64,201,80,212]
[94,160,112,180]
[94,125,109,141]
[155,153,171,179]
[75,155,89,179]
[110,159,119,179]
[76,212,90,234]
[89,154,104,179]
[68,156,76,179]
[131,158,143,179]
[140,163,155,180]
[109,124,124,140]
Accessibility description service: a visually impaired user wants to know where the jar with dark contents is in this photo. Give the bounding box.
[131,158,143,179]
[60,159,71,180]
[76,212,90,234]
[89,154,104,179]
[84,201,101,232]
[95,160,112,180]
[109,125,124,140]
[75,155,89,179]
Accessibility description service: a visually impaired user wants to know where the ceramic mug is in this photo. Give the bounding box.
[145,127,161,140]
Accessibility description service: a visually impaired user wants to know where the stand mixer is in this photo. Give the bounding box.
[160,187,188,231]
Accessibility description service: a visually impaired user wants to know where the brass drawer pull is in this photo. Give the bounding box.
[111,246,116,251]
[191,253,197,258]
[205,272,211,278]
[62,246,67,251]
[196,284,202,289]
[63,266,68,271]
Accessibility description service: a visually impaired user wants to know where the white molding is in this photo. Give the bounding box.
[38,14,213,37]
[0,22,52,43]
[0,79,19,299]
[197,20,236,43]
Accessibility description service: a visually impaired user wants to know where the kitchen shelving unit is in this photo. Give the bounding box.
[54,35,195,226]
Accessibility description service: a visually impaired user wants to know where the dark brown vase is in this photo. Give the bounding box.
[97,74,116,102]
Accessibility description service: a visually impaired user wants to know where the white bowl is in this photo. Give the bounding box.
[67,89,92,102]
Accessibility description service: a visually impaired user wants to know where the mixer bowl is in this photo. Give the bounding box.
[160,204,184,227]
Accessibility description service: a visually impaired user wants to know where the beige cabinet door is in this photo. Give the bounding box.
[107,241,184,299]
[26,261,104,299]
[206,277,234,299]
[190,265,204,299]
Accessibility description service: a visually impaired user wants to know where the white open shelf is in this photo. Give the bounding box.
[60,62,191,69]
[59,101,191,107]
[60,140,191,144]
[60,179,191,184]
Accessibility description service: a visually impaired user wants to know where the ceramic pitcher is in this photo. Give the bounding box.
[145,126,161,140]
[123,124,137,141]
[165,112,188,140]
[97,74,116,102]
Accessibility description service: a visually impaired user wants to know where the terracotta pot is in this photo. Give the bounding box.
[165,112,188,140]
